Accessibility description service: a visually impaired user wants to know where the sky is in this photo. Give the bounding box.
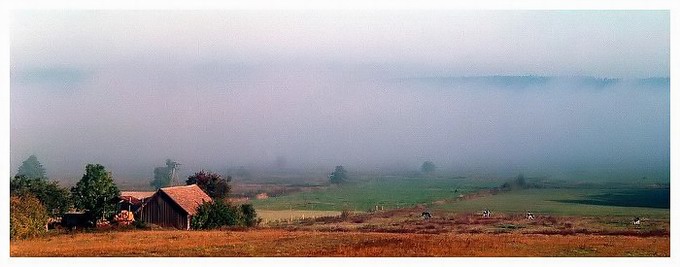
[9,10,670,181]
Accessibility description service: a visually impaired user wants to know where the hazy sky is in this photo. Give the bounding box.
[10,10,670,180]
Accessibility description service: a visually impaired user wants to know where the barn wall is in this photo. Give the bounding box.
[139,192,189,229]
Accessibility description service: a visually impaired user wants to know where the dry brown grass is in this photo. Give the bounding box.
[10,229,669,257]
[279,209,669,237]
[258,210,341,222]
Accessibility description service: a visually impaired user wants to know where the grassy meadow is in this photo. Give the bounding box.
[250,176,491,211]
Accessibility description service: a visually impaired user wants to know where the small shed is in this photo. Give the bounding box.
[137,184,212,230]
[119,191,155,213]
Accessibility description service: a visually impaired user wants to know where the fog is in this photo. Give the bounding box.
[9,10,669,182]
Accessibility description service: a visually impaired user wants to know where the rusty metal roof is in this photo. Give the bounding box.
[159,184,212,215]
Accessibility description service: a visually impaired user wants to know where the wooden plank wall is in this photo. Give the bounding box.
[139,192,189,229]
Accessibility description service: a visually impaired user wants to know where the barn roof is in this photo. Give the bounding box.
[120,191,155,200]
[159,184,212,215]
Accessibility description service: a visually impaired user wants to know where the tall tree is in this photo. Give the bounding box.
[16,155,46,179]
[515,174,527,188]
[150,159,178,189]
[275,156,287,170]
[329,165,347,184]
[420,161,436,175]
[70,164,120,223]
[186,170,231,200]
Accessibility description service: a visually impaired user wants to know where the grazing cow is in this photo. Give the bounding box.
[633,217,641,225]
[421,211,432,219]
[482,209,491,218]
[526,211,535,220]
[62,212,90,230]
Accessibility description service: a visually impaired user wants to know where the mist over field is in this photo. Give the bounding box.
[9,10,669,182]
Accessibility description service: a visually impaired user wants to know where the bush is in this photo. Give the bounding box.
[340,209,353,221]
[133,220,149,229]
[10,194,49,240]
[240,204,260,227]
[191,201,261,229]
[191,201,240,229]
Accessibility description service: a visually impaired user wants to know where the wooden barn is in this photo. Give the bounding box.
[137,184,212,230]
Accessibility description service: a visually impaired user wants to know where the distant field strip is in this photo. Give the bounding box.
[434,188,670,218]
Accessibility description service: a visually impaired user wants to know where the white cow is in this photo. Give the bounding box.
[633,217,641,225]
[482,209,491,218]
[526,211,535,220]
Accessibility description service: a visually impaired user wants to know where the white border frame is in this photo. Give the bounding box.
[1,1,677,267]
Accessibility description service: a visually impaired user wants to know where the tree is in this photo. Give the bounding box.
[186,170,231,200]
[224,166,251,179]
[421,161,436,175]
[500,173,529,191]
[70,164,120,224]
[16,155,46,179]
[150,159,178,189]
[11,175,70,216]
[515,173,527,188]
[329,165,347,184]
[10,194,49,240]
[275,156,287,170]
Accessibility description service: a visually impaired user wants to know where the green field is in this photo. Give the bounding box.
[251,176,495,211]
[251,175,669,219]
[433,188,670,218]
